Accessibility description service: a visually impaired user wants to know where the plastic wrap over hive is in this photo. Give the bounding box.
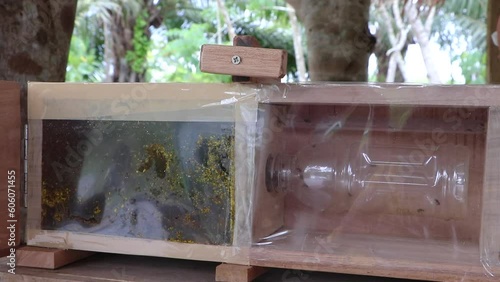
[26,82,261,264]
[26,82,500,280]
[249,83,500,281]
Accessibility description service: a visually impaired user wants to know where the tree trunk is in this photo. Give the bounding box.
[375,40,406,83]
[0,1,77,88]
[217,0,236,41]
[288,0,375,81]
[0,0,77,245]
[102,3,159,83]
[374,0,409,83]
[109,15,138,82]
[405,2,441,84]
[287,4,307,81]
[0,1,77,121]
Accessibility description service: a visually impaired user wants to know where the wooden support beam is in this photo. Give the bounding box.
[0,81,21,258]
[215,263,267,282]
[488,0,500,83]
[17,246,93,269]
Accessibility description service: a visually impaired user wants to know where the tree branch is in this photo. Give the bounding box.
[395,52,408,81]
[392,0,405,31]
[216,0,236,41]
[379,2,397,45]
[286,0,303,20]
[404,1,442,83]
[286,3,306,81]
[425,6,436,34]
[386,26,410,56]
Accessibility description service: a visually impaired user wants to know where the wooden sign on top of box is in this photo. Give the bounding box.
[200,45,287,79]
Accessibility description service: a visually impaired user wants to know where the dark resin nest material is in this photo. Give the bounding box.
[41,120,235,245]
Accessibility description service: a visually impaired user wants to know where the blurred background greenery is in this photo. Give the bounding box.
[66,0,487,84]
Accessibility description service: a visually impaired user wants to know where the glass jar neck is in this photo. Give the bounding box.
[266,154,299,193]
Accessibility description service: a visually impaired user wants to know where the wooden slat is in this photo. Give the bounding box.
[0,81,21,258]
[267,84,500,107]
[1,253,402,282]
[480,107,500,276]
[200,45,287,79]
[250,233,487,281]
[251,104,286,241]
[17,246,93,269]
[215,263,267,282]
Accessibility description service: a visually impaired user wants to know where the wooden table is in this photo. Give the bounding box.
[0,253,416,282]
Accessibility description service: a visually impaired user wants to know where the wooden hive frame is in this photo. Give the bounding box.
[246,84,500,281]
[24,82,264,266]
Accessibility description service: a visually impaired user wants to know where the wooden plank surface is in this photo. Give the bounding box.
[480,107,500,276]
[215,263,267,282]
[267,84,500,107]
[27,82,255,121]
[17,246,93,269]
[200,45,287,78]
[250,232,488,281]
[251,104,286,241]
[488,0,500,83]
[0,81,21,257]
[0,252,416,281]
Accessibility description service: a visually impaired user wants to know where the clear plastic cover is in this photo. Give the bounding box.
[41,119,235,244]
[26,83,260,264]
[26,82,500,280]
[250,84,500,281]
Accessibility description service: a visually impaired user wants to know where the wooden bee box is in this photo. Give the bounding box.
[3,82,500,281]
[249,84,500,281]
[23,82,264,265]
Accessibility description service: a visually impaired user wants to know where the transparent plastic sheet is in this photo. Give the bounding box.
[24,82,500,279]
[250,83,500,280]
[26,82,261,264]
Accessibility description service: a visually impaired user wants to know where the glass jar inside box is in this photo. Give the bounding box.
[266,140,469,218]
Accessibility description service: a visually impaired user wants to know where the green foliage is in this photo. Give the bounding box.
[456,51,486,84]
[126,10,151,73]
[66,35,104,82]
[149,24,231,82]
[232,0,289,26]
[68,0,301,82]
[433,0,487,52]
[432,0,486,84]
[147,0,299,82]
